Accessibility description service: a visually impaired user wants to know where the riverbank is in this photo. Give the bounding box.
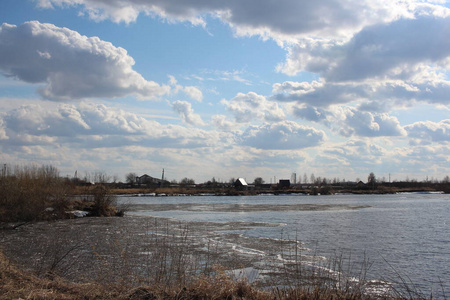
[3,192,447,299]
[1,214,406,299]
[0,248,365,300]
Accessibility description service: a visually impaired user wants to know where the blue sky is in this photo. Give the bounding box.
[0,0,449,183]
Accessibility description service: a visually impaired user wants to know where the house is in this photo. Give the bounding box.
[234,178,248,190]
[136,174,165,186]
[356,181,366,188]
[278,179,291,188]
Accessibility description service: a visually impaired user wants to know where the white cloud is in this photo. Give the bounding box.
[172,100,205,126]
[0,21,169,100]
[272,80,361,106]
[323,140,387,167]
[168,75,204,102]
[239,120,325,150]
[0,117,8,140]
[325,15,450,82]
[34,0,409,40]
[211,115,239,132]
[221,92,285,123]
[291,105,328,123]
[316,139,449,180]
[273,78,450,108]
[0,102,217,149]
[277,12,450,77]
[183,86,203,102]
[338,108,407,137]
[273,13,450,108]
[405,119,450,144]
[292,104,406,137]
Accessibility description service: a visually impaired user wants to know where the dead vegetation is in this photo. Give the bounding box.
[1,214,418,300]
[0,249,375,300]
[0,164,121,224]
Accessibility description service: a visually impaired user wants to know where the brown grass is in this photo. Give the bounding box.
[0,164,120,223]
[0,165,70,222]
[0,251,118,299]
[1,250,373,300]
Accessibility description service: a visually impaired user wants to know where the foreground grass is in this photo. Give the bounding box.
[1,250,374,300]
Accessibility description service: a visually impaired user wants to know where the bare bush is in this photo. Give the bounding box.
[0,164,70,222]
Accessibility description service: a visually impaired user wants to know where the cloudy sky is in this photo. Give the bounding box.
[0,0,449,183]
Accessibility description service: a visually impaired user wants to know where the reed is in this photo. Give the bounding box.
[0,164,70,222]
[0,164,121,223]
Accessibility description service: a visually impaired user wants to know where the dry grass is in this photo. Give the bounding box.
[0,164,70,222]
[1,250,375,300]
[0,164,120,223]
[0,251,120,299]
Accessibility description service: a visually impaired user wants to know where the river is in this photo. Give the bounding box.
[122,192,449,298]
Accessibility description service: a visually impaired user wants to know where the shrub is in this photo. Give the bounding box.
[87,185,117,217]
[0,164,70,222]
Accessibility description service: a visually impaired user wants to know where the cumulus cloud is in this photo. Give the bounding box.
[278,13,450,78]
[0,117,8,140]
[273,78,450,108]
[34,0,406,40]
[325,140,386,163]
[316,139,449,181]
[183,86,203,102]
[168,76,203,102]
[221,92,285,123]
[272,80,362,106]
[405,119,450,144]
[172,100,205,126]
[239,121,325,150]
[291,105,328,123]
[337,108,407,137]
[326,15,450,82]
[0,21,169,100]
[211,115,238,132]
[291,104,406,137]
[30,1,450,110]
[273,13,450,107]
[0,102,216,149]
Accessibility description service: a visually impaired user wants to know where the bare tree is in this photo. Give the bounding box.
[253,177,265,186]
[180,178,195,186]
[368,172,377,190]
[125,172,138,185]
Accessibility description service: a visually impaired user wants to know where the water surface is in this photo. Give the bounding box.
[122,193,449,297]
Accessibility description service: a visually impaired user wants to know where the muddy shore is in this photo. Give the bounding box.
[1,202,385,295]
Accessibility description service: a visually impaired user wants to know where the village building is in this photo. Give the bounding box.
[136,174,168,187]
[234,178,249,190]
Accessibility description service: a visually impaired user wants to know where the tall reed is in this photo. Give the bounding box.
[0,164,69,222]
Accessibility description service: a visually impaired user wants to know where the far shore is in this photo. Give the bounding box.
[104,186,447,197]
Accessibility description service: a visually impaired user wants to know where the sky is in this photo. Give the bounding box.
[0,0,449,183]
